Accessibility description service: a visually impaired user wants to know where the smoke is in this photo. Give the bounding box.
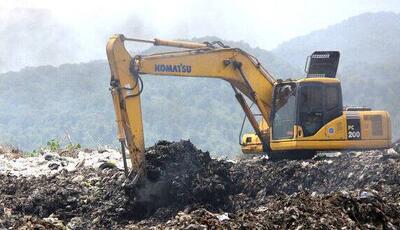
[0,8,80,72]
[0,8,152,73]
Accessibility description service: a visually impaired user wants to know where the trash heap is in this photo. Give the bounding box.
[0,140,399,229]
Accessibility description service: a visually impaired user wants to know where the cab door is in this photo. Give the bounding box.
[297,82,342,137]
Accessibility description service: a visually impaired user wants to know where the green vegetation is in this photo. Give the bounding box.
[22,138,81,157]
[47,139,60,152]
[24,150,40,158]
[0,12,398,157]
[67,143,81,151]
[0,41,294,156]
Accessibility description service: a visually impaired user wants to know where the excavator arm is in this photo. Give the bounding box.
[106,34,276,175]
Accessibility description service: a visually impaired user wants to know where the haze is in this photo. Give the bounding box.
[1,0,400,72]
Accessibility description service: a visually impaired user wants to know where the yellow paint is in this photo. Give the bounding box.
[106,34,392,164]
[106,35,145,169]
[251,111,391,153]
[297,77,340,84]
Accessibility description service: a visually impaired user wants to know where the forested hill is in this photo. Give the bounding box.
[273,12,400,68]
[0,12,399,156]
[0,40,293,156]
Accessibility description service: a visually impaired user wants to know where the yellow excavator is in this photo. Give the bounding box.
[106,34,392,178]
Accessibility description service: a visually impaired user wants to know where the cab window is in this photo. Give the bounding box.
[326,86,340,111]
[272,84,297,140]
[299,85,324,137]
[324,84,342,123]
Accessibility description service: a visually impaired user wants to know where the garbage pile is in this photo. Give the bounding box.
[0,146,129,177]
[0,140,399,229]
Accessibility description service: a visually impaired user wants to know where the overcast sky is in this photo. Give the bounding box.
[1,0,400,72]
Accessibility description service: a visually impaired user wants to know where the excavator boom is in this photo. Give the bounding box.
[106,34,276,173]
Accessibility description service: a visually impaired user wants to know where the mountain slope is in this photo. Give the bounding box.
[0,39,292,156]
[273,12,400,68]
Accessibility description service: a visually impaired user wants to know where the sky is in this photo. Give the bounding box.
[1,0,400,72]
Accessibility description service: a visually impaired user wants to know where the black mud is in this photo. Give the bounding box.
[1,140,399,229]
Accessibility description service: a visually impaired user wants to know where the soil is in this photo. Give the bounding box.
[0,140,399,229]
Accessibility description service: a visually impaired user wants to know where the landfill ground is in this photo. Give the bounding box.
[0,140,400,229]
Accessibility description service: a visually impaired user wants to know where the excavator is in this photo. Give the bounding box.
[106,34,392,178]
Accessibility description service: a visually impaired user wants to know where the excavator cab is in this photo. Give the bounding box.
[271,51,341,140]
[242,51,391,156]
[271,77,343,141]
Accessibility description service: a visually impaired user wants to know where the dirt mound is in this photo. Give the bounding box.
[231,151,400,204]
[124,141,234,217]
[0,140,399,229]
[142,191,399,229]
